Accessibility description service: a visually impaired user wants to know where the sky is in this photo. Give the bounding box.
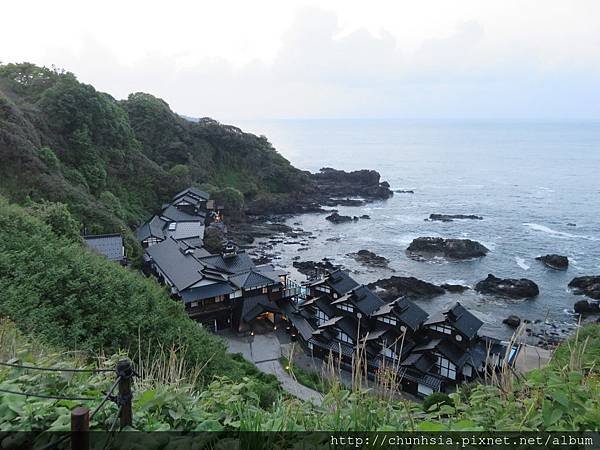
[2,0,600,120]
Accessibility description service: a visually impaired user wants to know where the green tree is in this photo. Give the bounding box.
[26,200,80,241]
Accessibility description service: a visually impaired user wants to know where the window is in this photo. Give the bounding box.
[418,384,434,396]
[190,302,198,308]
[316,286,331,294]
[462,364,472,377]
[338,332,353,344]
[333,293,338,299]
[168,222,177,231]
[381,347,398,361]
[230,290,243,299]
[146,237,161,246]
[431,324,452,334]
[316,310,329,326]
[437,356,456,380]
[307,342,314,350]
[378,316,397,326]
[214,295,225,303]
[262,287,269,294]
[338,303,354,313]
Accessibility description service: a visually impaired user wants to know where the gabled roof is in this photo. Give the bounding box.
[445,303,483,339]
[161,204,205,223]
[145,237,204,291]
[347,285,385,316]
[326,269,359,296]
[198,252,256,274]
[180,282,234,303]
[173,187,210,202]
[83,234,124,261]
[400,352,436,374]
[318,316,344,329]
[136,216,168,241]
[242,294,278,322]
[167,222,205,241]
[229,270,277,289]
[390,297,429,331]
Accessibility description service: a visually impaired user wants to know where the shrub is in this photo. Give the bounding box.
[422,392,454,412]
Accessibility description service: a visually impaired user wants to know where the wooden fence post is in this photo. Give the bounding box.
[116,359,134,428]
[71,406,89,450]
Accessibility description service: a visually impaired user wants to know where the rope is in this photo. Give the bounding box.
[0,387,96,402]
[0,361,113,373]
[90,376,122,420]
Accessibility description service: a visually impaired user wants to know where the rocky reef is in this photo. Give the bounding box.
[347,250,392,270]
[536,254,569,270]
[569,276,600,300]
[426,214,483,222]
[407,237,489,260]
[475,274,540,299]
[367,276,445,302]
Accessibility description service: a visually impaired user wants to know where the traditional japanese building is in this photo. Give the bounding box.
[138,187,300,332]
[83,233,126,265]
[283,269,518,397]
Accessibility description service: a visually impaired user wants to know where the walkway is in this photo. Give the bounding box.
[222,331,324,405]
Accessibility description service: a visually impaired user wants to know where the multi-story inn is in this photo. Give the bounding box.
[282,269,518,397]
[137,187,300,332]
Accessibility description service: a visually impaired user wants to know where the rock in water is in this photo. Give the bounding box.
[536,254,569,270]
[568,276,600,300]
[427,214,483,222]
[407,237,489,260]
[325,212,354,224]
[503,315,522,328]
[574,300,600,314]
[475,274,539,299]
[348,250,391,269]
[367,276,445,302]
[293,260,340,277]
[441,284,470,293]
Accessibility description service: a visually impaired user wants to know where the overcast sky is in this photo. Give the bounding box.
[2,0,600,120]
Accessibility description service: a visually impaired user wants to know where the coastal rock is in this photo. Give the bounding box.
[394,189,414,194]
[536,254,568,270]
[567,223,577,227]
[427,214,483,222]
[360,215,371,219]
[311,168,393,202]
[574,300,600,314]
[347,250,392,269]
[407,237,489,260]
[475,274,540,299]
[441,283,470,293]
[293,260,340,277]
[367,276,445,302]
[321,198,364,207]
[568,276,600,300]
[503,315,522,328]
[325,212,356,224]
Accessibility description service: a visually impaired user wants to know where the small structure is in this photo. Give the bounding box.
[283,269,518,397]
[83,233,126,265]
[136,187,210,248]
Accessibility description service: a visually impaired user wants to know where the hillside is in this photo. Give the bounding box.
[0,198,278,402]
[0,63,311,257]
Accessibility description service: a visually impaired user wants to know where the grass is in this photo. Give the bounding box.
[279,356,334,394]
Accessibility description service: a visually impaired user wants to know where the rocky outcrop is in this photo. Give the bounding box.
[568,276,600,300]
[427,214,483,222]
[407,237,489,260]
[441,283,470,293]
[293,260,341,277]
[536,254,569,270]
[574,300,600,314]
[311,168,393,203]
[367,276,445,302]
[394,189,414,194]
[347,250,391,270]
[475,274,539,299]
[325,212,357,224]
[503,315,521,328]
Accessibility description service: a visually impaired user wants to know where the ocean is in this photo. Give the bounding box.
[239,119,600,339]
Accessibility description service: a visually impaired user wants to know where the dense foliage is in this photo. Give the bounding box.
[0,198,278,397]
[0,63,311,258]
[1,317,598,436]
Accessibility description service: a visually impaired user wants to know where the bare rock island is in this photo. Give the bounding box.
[536,254,569,270]
[368,276,445,302]
[407,237,489,260]
[475,274,540,299]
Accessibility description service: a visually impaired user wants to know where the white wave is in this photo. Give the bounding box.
[515,257,530,270]
[523,223,599,241]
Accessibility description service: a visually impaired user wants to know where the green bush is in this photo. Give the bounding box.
[422,392,454,412]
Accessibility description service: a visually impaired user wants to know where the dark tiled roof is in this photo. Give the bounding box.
[445,303,483,339]
[180,282,234,302]
[167,222,205,240]
[83,234,124,261]
[161,204,205,222]
[198,252,256,274]
[241,295,278,322]
[401,353,435,374]
[146,238,204,290]
[229,270,278,289]
[173,187,210,201]
[326,269,359,296]
[314,297,338,319]
[136,216,167,241]
[392,297,429,331]
[349,285,385,316]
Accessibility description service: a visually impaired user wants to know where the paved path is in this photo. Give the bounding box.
[514,344,552,373]
[222,331,323,405]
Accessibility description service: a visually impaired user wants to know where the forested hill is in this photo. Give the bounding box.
[0,63,310,251]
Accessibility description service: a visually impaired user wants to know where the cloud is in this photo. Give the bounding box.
[25,6,600,120]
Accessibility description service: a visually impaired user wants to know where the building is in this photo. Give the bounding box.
[137,187,300,332]
[283,269,518,397]
[83,233,126,265]
[136,187,210,248]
